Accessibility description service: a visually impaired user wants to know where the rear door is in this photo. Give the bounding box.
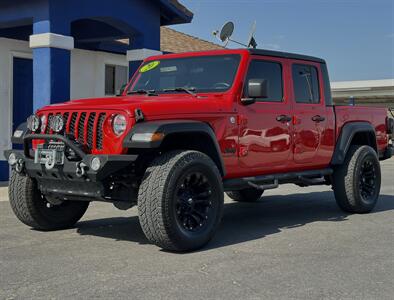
[238,56,293,175]
[291,61,333,166]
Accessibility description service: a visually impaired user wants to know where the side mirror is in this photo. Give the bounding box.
[116,83,128,96]
[241,79,269,105]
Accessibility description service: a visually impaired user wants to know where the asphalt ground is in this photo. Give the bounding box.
[0,159,393,299]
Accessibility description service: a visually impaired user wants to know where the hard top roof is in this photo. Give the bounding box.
[249,49,326,64]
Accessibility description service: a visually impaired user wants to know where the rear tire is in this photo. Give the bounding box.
[138,150,224,252]
[332,145,381,213]
[9,171,89,230]
[226,188,263,202]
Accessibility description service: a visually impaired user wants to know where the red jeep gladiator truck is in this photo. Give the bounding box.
[4,49,394,251]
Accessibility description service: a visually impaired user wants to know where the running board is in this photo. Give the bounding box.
[223,168,333,191]
[248,179,279,191]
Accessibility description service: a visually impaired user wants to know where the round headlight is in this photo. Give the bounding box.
[27,115,41,132]
[50,115,65,133]
[40,115,47,133]
[90,157,101,171]
[112,114,127,136]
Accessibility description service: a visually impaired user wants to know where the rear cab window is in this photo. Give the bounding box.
[292,64,320,104]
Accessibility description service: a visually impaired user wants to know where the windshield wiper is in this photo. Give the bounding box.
[163,87,197,97]
[127,89,158,96]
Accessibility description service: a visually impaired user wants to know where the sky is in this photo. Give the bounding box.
[171,0,394,82]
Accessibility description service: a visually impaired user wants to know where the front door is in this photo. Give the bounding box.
[238,57,293,175]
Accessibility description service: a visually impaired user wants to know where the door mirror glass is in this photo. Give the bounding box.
[248,79,268,98]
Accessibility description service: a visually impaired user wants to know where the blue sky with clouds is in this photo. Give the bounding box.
[171,0,394,82]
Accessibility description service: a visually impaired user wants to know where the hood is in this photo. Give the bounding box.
[38,94,232,119]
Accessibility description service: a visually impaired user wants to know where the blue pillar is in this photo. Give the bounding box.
[129,60,142,79]
[31,21,73,111]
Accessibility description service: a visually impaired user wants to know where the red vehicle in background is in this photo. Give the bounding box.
[5,49,394,251]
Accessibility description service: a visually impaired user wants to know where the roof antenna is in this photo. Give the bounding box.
[213,21,258,49]
[247,21,258,49]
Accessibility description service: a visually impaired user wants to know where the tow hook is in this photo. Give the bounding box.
[15,159,24,174]
[76,162,88,178]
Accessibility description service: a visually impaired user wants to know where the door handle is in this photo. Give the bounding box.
[276,115,292,123]
[312,115,325,122]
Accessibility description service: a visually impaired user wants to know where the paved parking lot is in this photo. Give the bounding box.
[0,159,393,299]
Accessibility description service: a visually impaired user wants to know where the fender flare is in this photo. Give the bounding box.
[123,120,226,175]
[331,121,377,165]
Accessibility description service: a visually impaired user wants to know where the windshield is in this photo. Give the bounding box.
[128,55,241,94]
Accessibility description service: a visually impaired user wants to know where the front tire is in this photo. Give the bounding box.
[9,171,89,230]
[333,145,381,213]
[138,150,224,252]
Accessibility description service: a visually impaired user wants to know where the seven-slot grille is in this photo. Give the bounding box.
[45,112,107,151]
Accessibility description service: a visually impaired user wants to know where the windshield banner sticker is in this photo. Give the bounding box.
[140,61,160,73]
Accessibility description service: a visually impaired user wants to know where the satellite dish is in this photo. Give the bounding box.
[213,21,256,48]
[247,21,258,49]
[219,21,235,43]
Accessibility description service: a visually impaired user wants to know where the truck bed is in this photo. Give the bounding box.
[334,106,389,152]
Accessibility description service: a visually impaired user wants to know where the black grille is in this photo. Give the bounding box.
[69,112,78,137]
[87,113,96,149]
[96,113,106,150]
[78,113,87,143]
[62,112,69,128]
[43,111,106,152]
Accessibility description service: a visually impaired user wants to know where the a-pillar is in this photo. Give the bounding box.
[127,48,163,79]
[126,34,162,79]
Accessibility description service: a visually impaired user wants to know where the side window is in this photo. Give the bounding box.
[245,60,283,102]
[292,64,320,104]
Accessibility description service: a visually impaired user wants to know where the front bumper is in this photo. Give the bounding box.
[4,149,137,182]
[4,133,137,182]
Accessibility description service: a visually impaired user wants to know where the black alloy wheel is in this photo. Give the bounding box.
[175,171,214,232]
[359,158,379,204]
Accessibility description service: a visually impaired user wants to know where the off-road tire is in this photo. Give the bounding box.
[333,145,381,213]
[226,188,264,202]
[138,150,224,252]
[9,171,89,230]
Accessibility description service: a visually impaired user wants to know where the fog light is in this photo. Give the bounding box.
[40,115,47,133]
[8,153,17,166]
[90,157,101,171]
[27,115,41,132]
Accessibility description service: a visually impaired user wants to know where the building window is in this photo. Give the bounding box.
[244,60,283,102]
[105,65,128,95]
[292,64,320,104]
